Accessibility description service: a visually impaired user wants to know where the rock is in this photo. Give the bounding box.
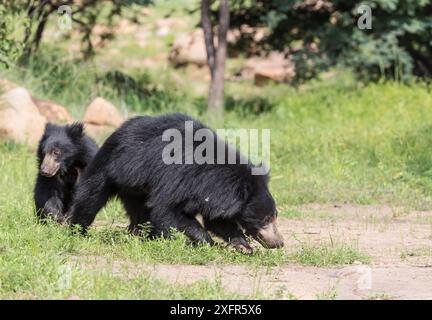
[32,97,74,124]
[241,52,296,85]
[228,26,268,45]
[83,97,123,127]
[0,87,46,146]
[255,68,289,84]
[0,79,18,93]
[169,29,208,67]
[295,0,333,11]
[169,27,266,67]
[84,124,113,141]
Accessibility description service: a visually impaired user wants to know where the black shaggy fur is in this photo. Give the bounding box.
[34,123,98,222]
[68,113,278,250]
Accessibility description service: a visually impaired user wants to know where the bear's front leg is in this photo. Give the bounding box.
[204,218,253,254]
[39,196,64,223]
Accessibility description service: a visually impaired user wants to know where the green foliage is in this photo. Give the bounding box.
[0,0,153,63]
[0,1,29,67]
[228,0,432,82]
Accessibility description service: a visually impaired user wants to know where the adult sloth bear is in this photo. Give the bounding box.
[68,113,283,253]
[34,123,98,223]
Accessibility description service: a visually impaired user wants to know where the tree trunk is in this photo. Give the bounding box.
[201,0,215,76]
[33,12,49,52]
[201,0,229,117]
[21,1,52,63]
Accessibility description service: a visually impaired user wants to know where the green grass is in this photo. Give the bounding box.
[400,247,432,261]
[1,262,242,299]
[366,293,396,300]
[315,288,338,300]
[287,242,369,267]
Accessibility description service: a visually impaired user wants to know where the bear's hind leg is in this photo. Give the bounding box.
[120,195,151,236]
[69,172,113,231]
[151,207,214,245]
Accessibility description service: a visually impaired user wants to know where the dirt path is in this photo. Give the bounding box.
[81,204,432,299]
[282,203,432,265]
[134,263,432,299]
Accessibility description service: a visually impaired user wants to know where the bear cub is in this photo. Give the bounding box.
[34,123,98,223]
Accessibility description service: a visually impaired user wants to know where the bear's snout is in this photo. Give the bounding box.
[40,154,60,177]
[256,219,284,249]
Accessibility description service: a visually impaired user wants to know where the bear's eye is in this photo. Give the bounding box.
[52,149,61,156]
[263,215,274,224]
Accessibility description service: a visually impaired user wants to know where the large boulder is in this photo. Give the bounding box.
[84,123,113,141]
[0,87,46,146]
[0,79,18,93]
[83,97,123,140]
[169,28,240,67]
[32,97,74,124]
[83,97,123,127]
[169,27,274,68]
[241,52,296,85]
[169,29,208,67]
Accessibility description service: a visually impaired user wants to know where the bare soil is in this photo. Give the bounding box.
[77,204,432,299]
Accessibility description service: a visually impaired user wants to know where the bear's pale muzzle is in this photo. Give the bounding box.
[255,219,284,249]
[40,154,60,177]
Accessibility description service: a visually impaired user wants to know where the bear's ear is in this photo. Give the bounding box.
[251,162,270,180]
[44,122,55,132]
[66,122,84,140]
